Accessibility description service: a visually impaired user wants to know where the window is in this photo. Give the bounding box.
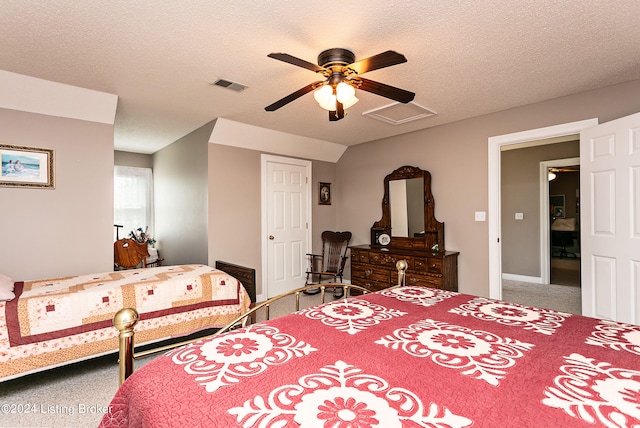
[114,166,154,241]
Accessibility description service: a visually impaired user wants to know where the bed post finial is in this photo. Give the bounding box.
[114,308,139,385]
[396,259,408,286]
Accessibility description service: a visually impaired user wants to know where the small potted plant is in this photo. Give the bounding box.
[130,226,156,247]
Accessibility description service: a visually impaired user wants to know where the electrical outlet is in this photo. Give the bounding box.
[475,211,486,221]
[515,212,524,220]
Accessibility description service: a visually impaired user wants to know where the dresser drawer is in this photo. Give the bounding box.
[351,250,369,264]
[368,252,413,269]
[414,257,442,274]
[349,245,458,293]
[394,271,443,289]
[352,265,390,283]
[351,277,389,293]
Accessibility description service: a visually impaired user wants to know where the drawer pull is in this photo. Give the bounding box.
[364,269,373,278]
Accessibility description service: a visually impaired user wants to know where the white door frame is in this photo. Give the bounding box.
[260,154,312,302]
[539,157,580,284]
[488,119,598,299]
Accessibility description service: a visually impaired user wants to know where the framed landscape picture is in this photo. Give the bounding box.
[0,144,55,189]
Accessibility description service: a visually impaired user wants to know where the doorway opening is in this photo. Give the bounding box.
[487,118,598,303]
[547,163,581,288]
[539,157,580,286]
[499,146,582,314]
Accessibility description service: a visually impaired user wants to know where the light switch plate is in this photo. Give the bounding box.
[515,212,524,220]
[475,211,486,221]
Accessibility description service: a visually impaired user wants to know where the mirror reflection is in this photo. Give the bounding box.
[390,177,424,237]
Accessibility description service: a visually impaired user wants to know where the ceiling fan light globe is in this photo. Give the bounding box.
[342,96,359,109]
[314,85,333,106]
[313,85,335,110]
[318,94,337,111]
[314,85,338,110]
[336,82,356,103]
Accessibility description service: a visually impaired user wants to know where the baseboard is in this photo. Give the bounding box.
[502,273,543,284]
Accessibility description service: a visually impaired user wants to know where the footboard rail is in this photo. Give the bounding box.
[114,260,408,385]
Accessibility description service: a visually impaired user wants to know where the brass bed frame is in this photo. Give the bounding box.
[113,260,408,385]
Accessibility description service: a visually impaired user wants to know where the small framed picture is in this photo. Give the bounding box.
[0,144,55,189]
[550,194,565,218]
[319,182,331,205]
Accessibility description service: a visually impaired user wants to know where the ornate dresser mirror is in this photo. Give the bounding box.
[370,165,445,251]
[350,165,458,293]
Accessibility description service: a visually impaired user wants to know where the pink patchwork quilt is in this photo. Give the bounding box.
[1,264,251,381]
[100,286,640,427]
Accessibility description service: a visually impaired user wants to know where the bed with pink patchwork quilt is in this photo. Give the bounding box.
[0,264,251,381]
[99,286,640,427]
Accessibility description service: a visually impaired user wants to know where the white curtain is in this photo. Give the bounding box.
[114,166,154,241]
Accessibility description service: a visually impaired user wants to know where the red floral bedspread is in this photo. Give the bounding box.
[99,286,640,427]
[1,264,250,381]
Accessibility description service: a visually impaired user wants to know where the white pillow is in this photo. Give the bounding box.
[0,273,14,292]
[0,287,15,301]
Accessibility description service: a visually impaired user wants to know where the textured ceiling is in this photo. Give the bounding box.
[1,1,639,154]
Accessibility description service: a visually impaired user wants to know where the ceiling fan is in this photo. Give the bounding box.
[265,48,415,121]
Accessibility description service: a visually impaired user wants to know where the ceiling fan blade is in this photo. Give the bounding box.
[356,77,415,103]
[347,51,407,75]
[265,81,323,111]
[268,53,325,73]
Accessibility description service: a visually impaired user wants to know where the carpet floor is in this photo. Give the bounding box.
[502,280,582,315]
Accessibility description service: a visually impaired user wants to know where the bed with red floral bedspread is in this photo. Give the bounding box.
[99,286,640,427]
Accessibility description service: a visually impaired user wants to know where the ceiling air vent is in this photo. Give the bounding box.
[362,101,436,125]
[212,79,247,92]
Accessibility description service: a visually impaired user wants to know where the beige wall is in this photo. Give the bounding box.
[207,144,262,281]
[0,109,114,280]
[153,121,213,265]
[206,143,338,296]
[501,141,579,277]
[114,150,152,168]
[309,160,338,253]
[337,79,640,297]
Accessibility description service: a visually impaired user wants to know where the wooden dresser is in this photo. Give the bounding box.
[354,165,459,292]
[350,245,459,292]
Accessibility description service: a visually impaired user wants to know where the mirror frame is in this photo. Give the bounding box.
[371,165,445,251]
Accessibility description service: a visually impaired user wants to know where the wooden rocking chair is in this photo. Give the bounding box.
[303,231,352,298]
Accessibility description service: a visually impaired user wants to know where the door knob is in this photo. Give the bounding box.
[269,235,274,240]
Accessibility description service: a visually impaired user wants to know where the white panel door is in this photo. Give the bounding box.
[265,158,309,297]
[580,112,640,323]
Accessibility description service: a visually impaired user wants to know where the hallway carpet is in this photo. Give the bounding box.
[502,279,581,315]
